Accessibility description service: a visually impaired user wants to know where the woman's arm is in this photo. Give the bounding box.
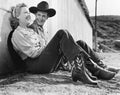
[12,29,45,58]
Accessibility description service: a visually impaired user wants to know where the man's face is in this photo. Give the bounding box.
[35,11,48,26]
[17,7,31,26]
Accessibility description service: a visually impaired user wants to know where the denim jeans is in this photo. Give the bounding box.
[25,29,82,74]
[76,40,100,63]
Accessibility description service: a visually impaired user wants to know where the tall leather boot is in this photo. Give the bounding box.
[97,61,120,73]
[85,68,97,80]
[85,59,116,80]
[71,52,98,85]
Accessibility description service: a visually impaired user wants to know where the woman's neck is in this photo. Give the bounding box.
[19,22,28,29]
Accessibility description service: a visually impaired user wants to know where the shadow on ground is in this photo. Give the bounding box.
[0,70,119,95]
[0,53,120,95]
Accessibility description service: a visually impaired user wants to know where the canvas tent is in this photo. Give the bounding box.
[0,0,93,75]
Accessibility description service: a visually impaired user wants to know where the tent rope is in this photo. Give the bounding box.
[0,8,11,13]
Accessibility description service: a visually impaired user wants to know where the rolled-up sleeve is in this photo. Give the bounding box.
[12,29,45,59]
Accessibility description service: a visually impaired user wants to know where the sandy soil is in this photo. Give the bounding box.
[0,53,120,95]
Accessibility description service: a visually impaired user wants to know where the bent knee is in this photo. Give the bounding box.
[57,29,69,34]
[76,40,86,45]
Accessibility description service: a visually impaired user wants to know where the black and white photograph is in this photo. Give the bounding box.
[0,0,120,95]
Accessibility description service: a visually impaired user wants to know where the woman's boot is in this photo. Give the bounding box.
[71,52,98,85]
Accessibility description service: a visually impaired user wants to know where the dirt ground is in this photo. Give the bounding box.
[0,53,120,95]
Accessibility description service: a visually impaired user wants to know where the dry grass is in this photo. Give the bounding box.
[0,53,120,95]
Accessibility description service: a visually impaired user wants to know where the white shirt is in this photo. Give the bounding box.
[12,26,46,60]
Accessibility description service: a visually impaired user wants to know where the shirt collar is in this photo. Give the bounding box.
[33,20,44,33]
[33,20,43,28]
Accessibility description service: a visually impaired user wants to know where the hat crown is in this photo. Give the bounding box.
[37,1,49,10]
[29,1,56,17]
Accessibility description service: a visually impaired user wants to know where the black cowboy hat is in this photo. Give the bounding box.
[29,1,56,17]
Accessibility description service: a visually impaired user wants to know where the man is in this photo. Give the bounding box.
[9,1,117,85]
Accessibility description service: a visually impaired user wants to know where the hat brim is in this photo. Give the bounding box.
[29,7,56,17]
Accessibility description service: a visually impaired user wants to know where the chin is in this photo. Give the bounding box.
[27,20,32,25]
[37,21,44,26]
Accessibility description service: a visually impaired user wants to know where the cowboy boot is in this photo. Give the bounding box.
[84,60,98,80]
[97,61,120,73]
[85,68,97,80]
[72,65,98,85]
[86,60,116,80]
[106,66,120,74]
[71,52,98,85]
[93,66,116,80]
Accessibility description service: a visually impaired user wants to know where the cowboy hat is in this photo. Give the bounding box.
[29,1,56,17]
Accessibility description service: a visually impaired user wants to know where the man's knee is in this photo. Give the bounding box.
[57,29,68,34]
[76,40,86,45]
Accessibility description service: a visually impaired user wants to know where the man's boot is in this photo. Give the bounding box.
[86,59,116,80]
[71,52,98,85]
[97,61,120,74]
[106,66,120,74]
[85,68,97,80]
[93,67,115,80]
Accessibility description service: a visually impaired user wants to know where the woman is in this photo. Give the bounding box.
[8,3,116,85]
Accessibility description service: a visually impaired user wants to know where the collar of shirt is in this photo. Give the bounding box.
[32,20,44,34]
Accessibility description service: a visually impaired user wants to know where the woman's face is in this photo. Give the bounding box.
[17,7,31,26]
